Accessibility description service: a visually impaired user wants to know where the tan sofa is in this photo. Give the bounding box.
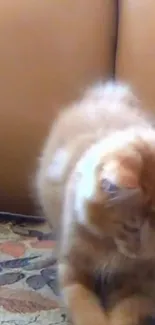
[0,0,155,216]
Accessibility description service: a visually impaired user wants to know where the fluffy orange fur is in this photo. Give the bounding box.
[36,82,155,325]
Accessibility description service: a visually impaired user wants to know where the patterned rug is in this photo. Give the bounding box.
[0,213,70,325]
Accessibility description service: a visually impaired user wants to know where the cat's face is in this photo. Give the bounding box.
[85,130,155,259]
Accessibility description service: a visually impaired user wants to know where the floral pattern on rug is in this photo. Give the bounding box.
[0,217,70,325]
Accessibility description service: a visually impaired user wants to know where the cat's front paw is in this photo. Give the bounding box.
[109,297,155,325]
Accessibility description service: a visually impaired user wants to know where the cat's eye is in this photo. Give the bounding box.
[101,178,118,193]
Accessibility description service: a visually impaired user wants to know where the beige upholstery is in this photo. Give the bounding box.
[116,0,155,110]
[0,0,116,214]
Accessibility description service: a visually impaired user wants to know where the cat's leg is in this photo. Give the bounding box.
[59,262,109,325]
[109,295,155,325]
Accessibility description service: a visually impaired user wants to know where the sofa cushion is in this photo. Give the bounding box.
[0,0,117,215]
[116,0,155,111]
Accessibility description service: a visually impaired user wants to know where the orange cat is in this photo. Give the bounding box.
[36,82,155,325]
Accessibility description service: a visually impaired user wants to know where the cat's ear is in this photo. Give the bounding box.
[101,178,142,207]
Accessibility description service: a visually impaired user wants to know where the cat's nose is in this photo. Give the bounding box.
[126,215,144,230]
[130,215,141,224]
